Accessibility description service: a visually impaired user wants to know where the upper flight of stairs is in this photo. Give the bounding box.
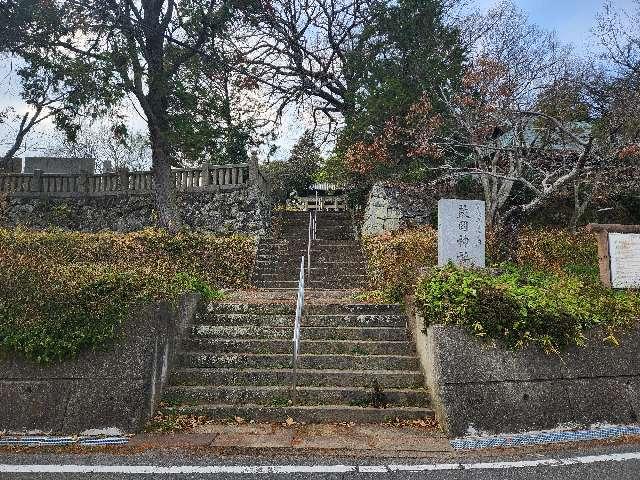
[254,211,368,290]
[162,300,434,424]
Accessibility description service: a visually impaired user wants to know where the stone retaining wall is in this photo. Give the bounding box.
[418,321,640,436]
[0,189,270,234]
[0,295,199,434]
[361,182,437,235]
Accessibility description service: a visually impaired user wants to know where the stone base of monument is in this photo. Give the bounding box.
[408,307,640,437]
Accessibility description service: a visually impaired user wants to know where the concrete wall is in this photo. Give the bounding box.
[0,294,199,434]
[1,189,271,234]
[23,157,95,174]
[361,182,437,235]
[419,322,640,436]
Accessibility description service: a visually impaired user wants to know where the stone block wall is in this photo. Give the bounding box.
[1,188,271,234]
[0,295,199,434]
[361,182,437,235]
[419,322,640,436]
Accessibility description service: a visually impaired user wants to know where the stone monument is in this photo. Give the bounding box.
[438,199,485,268]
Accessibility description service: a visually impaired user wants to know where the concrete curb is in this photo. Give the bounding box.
[128,424,452,453]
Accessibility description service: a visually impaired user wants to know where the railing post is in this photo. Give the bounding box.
[78,170,88,195]
[30,169,43,193]
[248,151,258,186]
[201,163,210,189]
[117,167,129,193]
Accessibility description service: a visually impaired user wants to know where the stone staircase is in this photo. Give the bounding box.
[159,210,434,424]
[254,211,367,289]
[163,299,434,423]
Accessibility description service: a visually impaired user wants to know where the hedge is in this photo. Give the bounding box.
[415,264,640,353]
[0,228,256,363]
[363,226,599,301]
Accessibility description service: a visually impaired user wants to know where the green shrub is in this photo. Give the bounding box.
[362,227,437,301]
[363,226,600,301]
[415,264,640,353]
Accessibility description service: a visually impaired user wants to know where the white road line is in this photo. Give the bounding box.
[2,452,640,474]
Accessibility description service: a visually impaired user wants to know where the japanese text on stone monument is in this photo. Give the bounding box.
[438,199,485,268]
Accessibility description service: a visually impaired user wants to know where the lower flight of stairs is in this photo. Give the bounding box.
[161,300,435,424]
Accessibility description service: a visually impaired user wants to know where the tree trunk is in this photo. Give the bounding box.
[495,206,525,263]
[570,181,595,233]
[149,124,181,232]
[142,1,181,233]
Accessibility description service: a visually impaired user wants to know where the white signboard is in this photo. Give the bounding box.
[438,199,485,268]
[609,233,640,289]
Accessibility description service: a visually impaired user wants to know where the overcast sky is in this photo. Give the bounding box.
[1,0,637,161]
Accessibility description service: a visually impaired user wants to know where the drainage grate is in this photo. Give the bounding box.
[451,425,640,450]
[0,436,129,447]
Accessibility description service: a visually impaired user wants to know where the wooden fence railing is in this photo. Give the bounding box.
[0,162,268,198]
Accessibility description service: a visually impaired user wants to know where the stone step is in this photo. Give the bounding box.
[255,263,367,272]
[255,273,367,283]
[163,385,430,408]
[256,259,366,267]
[170,368,425,388]
[191,325,409,341]
[195,313,406,328]
[205,303,403,316]
[178,352,419,370]
[259,239,361,247]
[274,228,353,237]
[181,338,414,355]
[164,404,435,424]
[256,279,367,289]
[255,254,366,264]
[276,225,353,232]
[275,230,353,238]
[254,269,367,277]
[256,245,364,254]
[276,215,351,223]
[256,264,366,273]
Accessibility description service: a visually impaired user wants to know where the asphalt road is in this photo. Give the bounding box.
[3,441,640,479]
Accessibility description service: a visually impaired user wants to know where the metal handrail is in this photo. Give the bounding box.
[307,210,316,278]
[291,255,305,405]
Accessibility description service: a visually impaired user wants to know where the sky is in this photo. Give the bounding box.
[0,0,637,161]
[474,0,636,50]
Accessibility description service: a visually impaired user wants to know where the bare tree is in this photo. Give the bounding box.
[233,0,373,132]
[596,0,640,76]
[43,121,151,172]
[431,3,575,228]
[1,76,64,161]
